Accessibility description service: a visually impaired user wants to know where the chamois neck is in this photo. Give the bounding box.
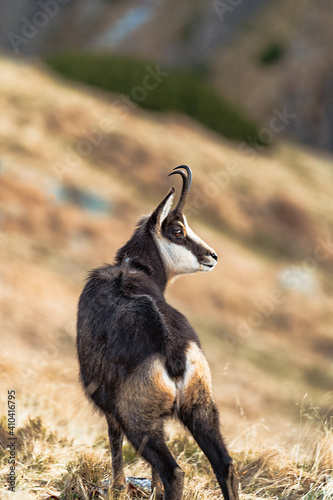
[115,222,168,292]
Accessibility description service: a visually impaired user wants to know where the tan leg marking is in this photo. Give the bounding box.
[118,357,176,423]
[180,342,213,409]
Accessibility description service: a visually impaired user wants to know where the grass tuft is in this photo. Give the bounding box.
[55,451,111,499]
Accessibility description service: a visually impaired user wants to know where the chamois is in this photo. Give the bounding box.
[76,165,239,500]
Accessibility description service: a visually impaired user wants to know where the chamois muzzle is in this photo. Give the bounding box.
[168,165,192,213]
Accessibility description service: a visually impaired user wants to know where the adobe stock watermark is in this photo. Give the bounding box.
[51,64,169,180]
[17,323,74,386]
[238,106,297,156]
[7,0,71,54]
[213,0,243,21]
[7,390,17,492]
[187,105,296,216]
[236,233,333,341]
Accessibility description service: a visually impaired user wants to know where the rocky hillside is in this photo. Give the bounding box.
[1,0,333,151]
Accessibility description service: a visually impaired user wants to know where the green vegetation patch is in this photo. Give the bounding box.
[45,52,261,143]
[258,41,285,66]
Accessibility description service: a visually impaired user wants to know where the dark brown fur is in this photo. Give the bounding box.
[76,169,239,500]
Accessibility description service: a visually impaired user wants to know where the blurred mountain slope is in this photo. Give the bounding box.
[0,57,332,438]
[1,0,333,151]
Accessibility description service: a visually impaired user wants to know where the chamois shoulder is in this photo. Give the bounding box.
[83,261,162,299]
[79,262,188,378]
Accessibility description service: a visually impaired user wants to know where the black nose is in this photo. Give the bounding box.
[210,252,218,261]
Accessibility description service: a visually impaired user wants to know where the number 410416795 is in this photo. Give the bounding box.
[7,390,16,436]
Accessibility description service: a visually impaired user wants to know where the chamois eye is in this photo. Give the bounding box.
[172,228,183,237]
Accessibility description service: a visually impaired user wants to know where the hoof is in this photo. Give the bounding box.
[227,463,240,500]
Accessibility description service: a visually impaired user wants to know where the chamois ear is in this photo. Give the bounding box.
[149,188,175,231]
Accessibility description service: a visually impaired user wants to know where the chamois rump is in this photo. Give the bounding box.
[76,165,239,500]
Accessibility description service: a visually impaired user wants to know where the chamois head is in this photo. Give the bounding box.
[149,165,218,280]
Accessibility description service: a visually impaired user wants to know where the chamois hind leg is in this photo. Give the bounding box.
[152,466,164,499]
[106,414,125,494]
[124,425,184,500]
[179,403,239,500]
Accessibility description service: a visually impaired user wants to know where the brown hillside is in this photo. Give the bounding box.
[0,56,332,450]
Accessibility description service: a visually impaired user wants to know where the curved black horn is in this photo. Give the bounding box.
[167,165,192,213]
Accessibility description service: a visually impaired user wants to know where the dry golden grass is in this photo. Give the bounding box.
[0,413,332,499]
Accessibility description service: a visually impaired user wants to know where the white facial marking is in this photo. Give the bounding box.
[154,215,217,279]
[156,237,200,278]
[183,216,214,251]
[183,216,217,273]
